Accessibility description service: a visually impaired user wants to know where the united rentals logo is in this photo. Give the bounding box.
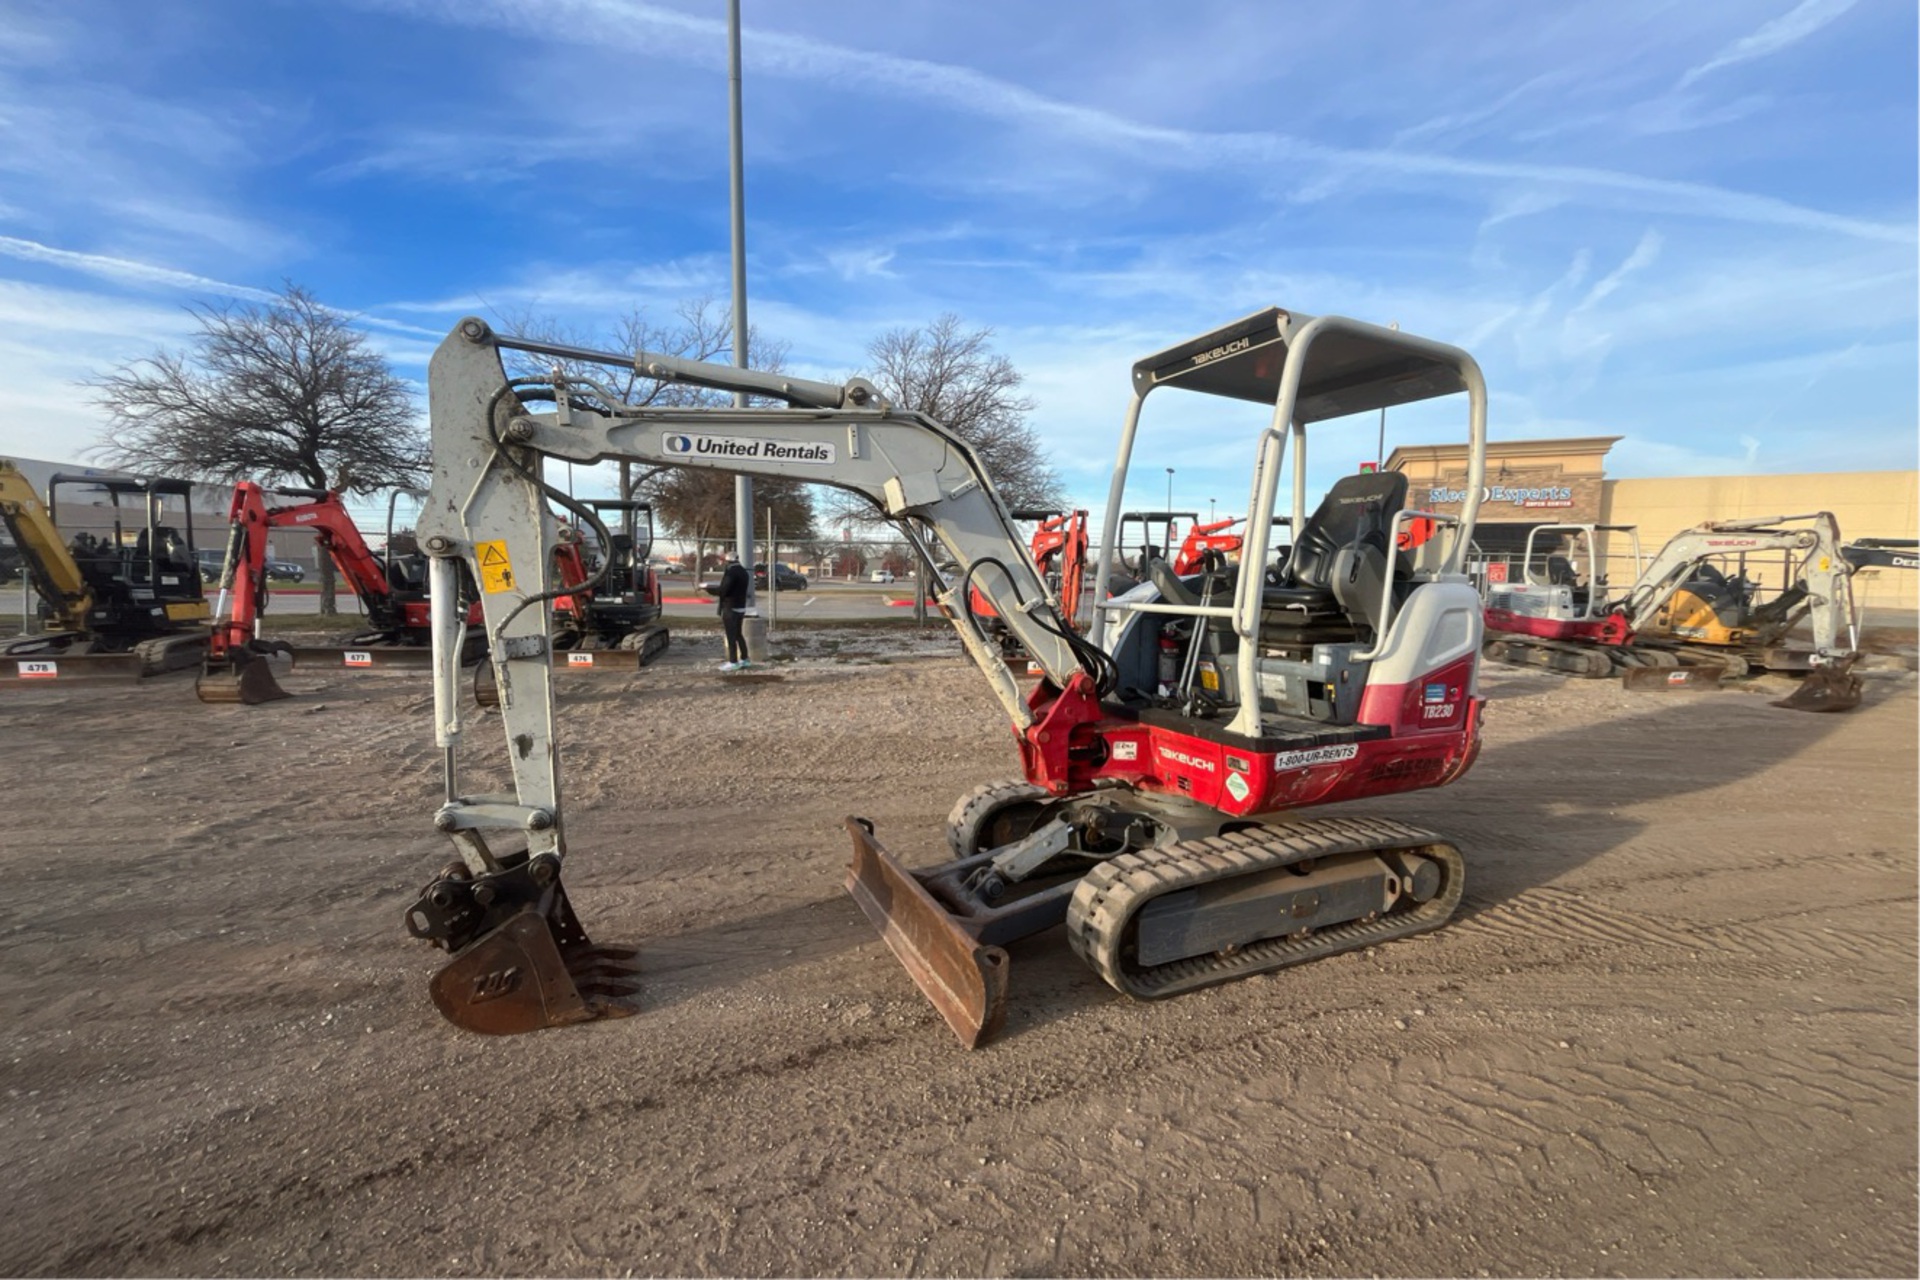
[662,433,835,464]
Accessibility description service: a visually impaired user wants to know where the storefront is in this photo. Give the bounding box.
[1385,436,1619,559]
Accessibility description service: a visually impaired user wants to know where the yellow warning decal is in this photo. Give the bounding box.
[476,540,516,593]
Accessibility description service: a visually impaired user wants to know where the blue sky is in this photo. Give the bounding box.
[0,0,1913,530]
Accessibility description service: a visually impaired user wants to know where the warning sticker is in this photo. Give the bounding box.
[1111,740,1139,762]
[1224,771,1250,803]
[476,540,516,594]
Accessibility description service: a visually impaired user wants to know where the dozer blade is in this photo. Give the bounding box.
[1773,663,1862,713]
[844,817,1009,1048]
[423,878,640,1036]
[288,645,435,672]
[196,653,292,705]
[1621,664,1724,693]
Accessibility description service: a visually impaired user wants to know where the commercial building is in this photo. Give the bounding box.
[1387,437,1917,611]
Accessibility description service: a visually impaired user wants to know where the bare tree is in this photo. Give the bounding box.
[87,284,421,613]
[856,315,1063,512]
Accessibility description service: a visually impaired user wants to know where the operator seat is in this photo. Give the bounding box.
[1262,470,1409,638]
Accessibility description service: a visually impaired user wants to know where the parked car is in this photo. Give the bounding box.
[700,562,809,596]
[869,568,896,584]
[194,548,304,582]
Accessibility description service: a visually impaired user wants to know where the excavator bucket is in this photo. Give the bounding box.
[411,867,639,1035]
[1773,662,1862,713]
[844,817,1009,1048]
[1620,664,1724,693]
[195,652,292,705]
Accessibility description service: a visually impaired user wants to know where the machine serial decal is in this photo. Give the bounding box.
[1270,743,1360,771]
[18,660,57,678]
[663,433,836,465]
[1110,740,1139,761]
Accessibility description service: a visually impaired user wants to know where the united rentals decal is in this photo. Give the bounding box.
[663,433,836,465]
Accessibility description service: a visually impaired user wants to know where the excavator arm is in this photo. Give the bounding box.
[0,459,92,634]
[406,318,1097,1034]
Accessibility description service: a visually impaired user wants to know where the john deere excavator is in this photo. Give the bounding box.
[1,461,211,682]
[403,305,1490,1046]
[1483,514,1863,710]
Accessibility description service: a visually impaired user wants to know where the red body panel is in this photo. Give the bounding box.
[1483,607,1633,646]
[1019,652,1483,818]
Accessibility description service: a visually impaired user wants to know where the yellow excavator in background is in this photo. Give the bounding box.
[1,460,211,682]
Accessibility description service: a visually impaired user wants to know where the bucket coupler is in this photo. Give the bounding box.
[405,852,639,1035]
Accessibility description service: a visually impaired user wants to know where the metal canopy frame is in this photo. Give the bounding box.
[1092,307,1488,739]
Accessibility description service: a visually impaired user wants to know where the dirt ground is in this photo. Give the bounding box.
[1,621,1915,1278]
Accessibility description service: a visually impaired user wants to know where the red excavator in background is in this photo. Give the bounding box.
[548,497,670,663]
[196,483,485,703]
[967,508,1091,667]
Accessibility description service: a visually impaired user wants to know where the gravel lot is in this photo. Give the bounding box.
[1,621,1914,1276]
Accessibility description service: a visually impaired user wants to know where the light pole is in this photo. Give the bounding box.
[1209,497,1216,522]
[1165,467,1174,513]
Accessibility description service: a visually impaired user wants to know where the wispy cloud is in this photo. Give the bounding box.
[0,235,275,301]
[349,0,1909,246]
[1679,0,1860,89]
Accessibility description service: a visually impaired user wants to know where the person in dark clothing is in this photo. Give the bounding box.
[715,555,752,670]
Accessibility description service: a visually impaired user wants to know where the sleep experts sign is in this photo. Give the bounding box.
[662,433,837,465]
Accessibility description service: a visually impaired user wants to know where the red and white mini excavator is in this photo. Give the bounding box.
[196,482,490,703]
[405,306,1490,1045]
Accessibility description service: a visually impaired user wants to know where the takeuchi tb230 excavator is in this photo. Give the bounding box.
[405,306,1491,1046]
[1,461,212,682]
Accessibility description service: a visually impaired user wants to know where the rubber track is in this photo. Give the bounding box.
[1066,816,1465,1000]
[135,633,210,677]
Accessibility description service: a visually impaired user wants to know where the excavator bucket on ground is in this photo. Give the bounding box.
[196,651,292,704]
[844,817,1009,1048]
[407,858,639,1035]
[1773,661,1862,713]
